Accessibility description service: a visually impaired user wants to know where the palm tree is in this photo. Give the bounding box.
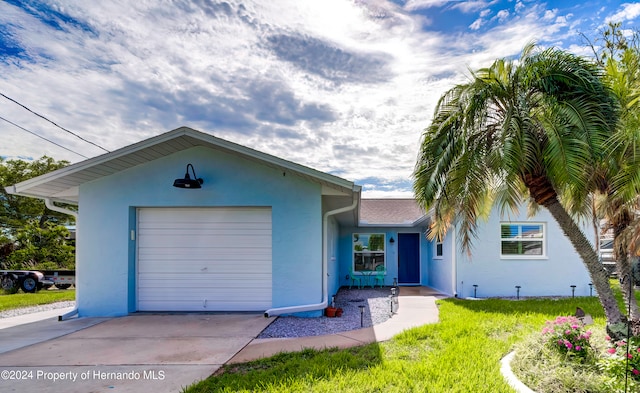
[585,24,640,323]
[413,44,626,330]
[601,47,640,322]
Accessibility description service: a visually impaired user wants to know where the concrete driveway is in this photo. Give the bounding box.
[0,313,273,393]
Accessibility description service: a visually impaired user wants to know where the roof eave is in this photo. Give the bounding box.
[4,184,78,205]
[6,127,358,201]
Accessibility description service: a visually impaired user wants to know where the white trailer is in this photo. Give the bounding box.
[41,270,75,290]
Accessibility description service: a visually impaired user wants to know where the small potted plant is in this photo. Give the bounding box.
[336,307,344,317]
[325,306,337,317]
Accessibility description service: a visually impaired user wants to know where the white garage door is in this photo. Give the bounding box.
[137,207,272,311]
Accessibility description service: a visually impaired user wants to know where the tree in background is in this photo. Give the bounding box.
[0,156,74,270]
[5,221,74,270]
[368,234,385,251]
[0,156,72,230]
[413,44,626,334]
[581,22,640,323]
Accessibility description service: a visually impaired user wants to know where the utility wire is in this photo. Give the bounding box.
[0,92,110,153]
[0,115,89,159]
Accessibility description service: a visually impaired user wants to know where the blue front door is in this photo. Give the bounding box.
[398,233,420,285]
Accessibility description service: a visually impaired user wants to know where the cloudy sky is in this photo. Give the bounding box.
[1,1,639,197]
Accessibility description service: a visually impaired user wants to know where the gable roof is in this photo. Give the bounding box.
[5,127,360,204]
[359,198,427,227]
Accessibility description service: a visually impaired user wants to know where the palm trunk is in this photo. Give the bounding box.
[544,198,625,325]
[613,221,640,321]
[615,250,639,319]
[591,200,600,257]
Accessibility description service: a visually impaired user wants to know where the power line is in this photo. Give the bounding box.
[0,115,89,159]
[0,92,110,153]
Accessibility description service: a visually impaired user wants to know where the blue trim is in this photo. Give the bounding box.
[127,206,137,312]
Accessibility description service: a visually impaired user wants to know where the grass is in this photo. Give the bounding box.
[184,294,608,393]
[0,289,75,312]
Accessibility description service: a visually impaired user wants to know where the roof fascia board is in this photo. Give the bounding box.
[3,185,77,205]
[412,215,430,226]
[9,127,357,196]
[9,129,190,194]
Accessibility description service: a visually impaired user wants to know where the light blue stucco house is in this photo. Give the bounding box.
[6,127,593,317]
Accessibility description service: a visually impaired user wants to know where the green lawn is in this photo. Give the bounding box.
[0,289,75,312]
[185,294,607,393]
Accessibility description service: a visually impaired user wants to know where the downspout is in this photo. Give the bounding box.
[264,189,359,317]
[43,199,80,321]
[44,198,77,219]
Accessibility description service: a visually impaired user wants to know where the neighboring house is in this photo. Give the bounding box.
[5,127,593,317]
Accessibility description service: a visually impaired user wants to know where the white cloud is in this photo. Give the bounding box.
[606,2,640,23]
[451,1,494,14]
[403,0,450,11]
[496,9,510,22]
[0,0,435,196]
[543,9,557,21]
[404,0,494,14]
[470,18,484,30]
[0,0,620,197]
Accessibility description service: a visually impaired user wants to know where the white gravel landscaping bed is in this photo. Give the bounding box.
[0,301,76,319]
[258,287,395,338]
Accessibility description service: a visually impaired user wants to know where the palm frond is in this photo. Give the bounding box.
[413,43,618,255]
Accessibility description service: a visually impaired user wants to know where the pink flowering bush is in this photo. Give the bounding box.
[599,336,640,388]
[542,316,592,361]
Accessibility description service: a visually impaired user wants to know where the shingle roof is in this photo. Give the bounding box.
[359,198,426,226]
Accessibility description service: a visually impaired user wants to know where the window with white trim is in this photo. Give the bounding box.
[500,223,546,257]
[353,233,385,272]
[434,239,443,258]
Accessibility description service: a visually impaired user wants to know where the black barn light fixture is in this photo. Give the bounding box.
[173,163,203,189]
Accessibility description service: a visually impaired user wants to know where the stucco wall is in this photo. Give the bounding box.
[426,230,455,296]
[453,206,594,298]
[76,146,323,316]
[338,227,430,288]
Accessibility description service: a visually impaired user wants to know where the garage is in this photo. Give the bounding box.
[137,207,272,311]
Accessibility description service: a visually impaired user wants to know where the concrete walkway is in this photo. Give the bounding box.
[229,286,444,363]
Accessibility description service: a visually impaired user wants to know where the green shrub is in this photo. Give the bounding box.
[6,221,74,270]
[598,336,640,392]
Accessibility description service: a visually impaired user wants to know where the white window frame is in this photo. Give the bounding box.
[353,233,386,272]
[434,239,443,259]
[500,222,547,259]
